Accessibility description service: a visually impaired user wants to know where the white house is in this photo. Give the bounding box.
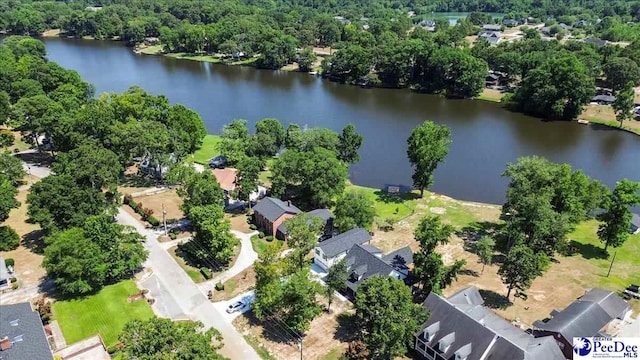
[313,228,371,271]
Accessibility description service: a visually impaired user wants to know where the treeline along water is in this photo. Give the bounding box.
[43,37,640,204]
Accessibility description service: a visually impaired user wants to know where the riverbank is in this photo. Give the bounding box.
[580,104,640,136]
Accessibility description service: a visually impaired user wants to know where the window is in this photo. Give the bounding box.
[315,249,320,256]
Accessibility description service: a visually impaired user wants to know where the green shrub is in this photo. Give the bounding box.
[215,281,224,291]
[123,194,133,205]
[200,267,212,279]
[169,232,177,240]
[249,224,257,230]
[265,235,273,242]
[143,208,154,219]
[11,282,18,290]
[10,277,17,283]
[5,258,15,267]
[0,226,20,252]
[129,200,137,209]
[147,216,160,226]
[258,231,265,238]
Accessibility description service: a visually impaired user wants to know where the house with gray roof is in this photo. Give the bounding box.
[630,213,640,234]
[478,31,502,46]
[532,288,632,359]
[0,302,53,360]
[415,286,565,360]
[482,24,502,32]
[592,94,616,105]
[382,246,413,276]
[252,197,301,239]
[343,244,403,295]
[277,208,334,239]
[314,228,371,270]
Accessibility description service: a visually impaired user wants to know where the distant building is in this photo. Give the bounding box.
[333,16,350,25]
[478,31,502,45]
[419,20,436,32]
[415,286,565,360]
[85,6,102,11]
[502,19,519,27]
[482,24,502,32]
[591,94,616,105]
[631,213,640,234]
[584,38,607,47]
[532,288,632,359]
[277,208,334,240]
[252,197,300,239]
[486,72,500,87]
[574,20,590,27]
[0,302,53,360]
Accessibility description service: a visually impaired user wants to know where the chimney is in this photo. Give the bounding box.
[0,336,11,350]
[287,200,291,206]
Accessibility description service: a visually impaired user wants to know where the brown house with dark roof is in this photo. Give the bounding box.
[252,197,301,239]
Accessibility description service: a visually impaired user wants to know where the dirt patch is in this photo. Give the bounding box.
[132,189,184,221]
[127,293,144,302]
[158,230,192,243]
[226,213,251,233]
[212,266,256,301]
[581,104,640,132]
[42,29,61,37]
[1,187,46,288]
[234,298,353,360]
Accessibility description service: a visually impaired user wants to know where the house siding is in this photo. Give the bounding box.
[273,213,296,240]
[253,212,296,238]
[313,249,348,271]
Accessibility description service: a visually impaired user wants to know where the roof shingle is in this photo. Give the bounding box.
[0,302,53,360]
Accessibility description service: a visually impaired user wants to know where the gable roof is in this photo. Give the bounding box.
[382,246,413,272]
[344,244,396,292]
[532,288,630,341]
[0,302,53,360]
[317,228,371,258]
[416,289,565,360]
[483,24,502,31]
[277,209,332,235]
[447,285,485,306]
[631,213,640,229]
[212,168,237,192]
[252,197,301,223]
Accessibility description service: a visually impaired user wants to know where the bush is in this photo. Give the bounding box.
[129,200,137,209]
[200,267,212,279]
[11,282,18,290]
[143,208,154,219]
[169,232,177,240]
[0,226,20,252]
[249,224,257,230]
[5,258,15,267]
[258,231,265,238]
[123,194,133,205]
[147,216,160,227]
[34,297,52,324]
[215,281,224,291]
[265,235,273,242]
[10,277,17,283]
[136,202,144,215]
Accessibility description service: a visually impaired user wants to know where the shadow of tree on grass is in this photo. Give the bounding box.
[335,312,358,343]
[568,240,609,260]
[21,229,46,254]
[479,289,513,310]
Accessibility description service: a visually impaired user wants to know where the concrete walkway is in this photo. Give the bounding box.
[117,208,260,360]
[49,320,67,350]
[198,230,258,294]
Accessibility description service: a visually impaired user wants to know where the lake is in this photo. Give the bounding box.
[42,37,640,205]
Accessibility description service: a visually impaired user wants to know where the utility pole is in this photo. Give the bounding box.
[162,203,168,235]
[298,338,303,360]
[606,250,617,277]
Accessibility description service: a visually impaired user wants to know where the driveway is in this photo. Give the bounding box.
[117,208,260,360]
[212,290,256,323]
[198,230,258,294]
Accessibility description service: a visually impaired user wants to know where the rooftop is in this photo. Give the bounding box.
[0,257,9,282]
[0,302,53,360]
[317,228,371,258]
[212,168,237,192]
[253,197,301,223]
[277,208,332,235]
[344,244,397,292]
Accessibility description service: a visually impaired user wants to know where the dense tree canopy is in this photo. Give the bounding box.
[334,190,376,232]
[407,121,451,197]
[498,244,549,299]
[120,317,226,360]
[597,179,640,252]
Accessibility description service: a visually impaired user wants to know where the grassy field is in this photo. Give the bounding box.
[138,45,163,55]
[166,52,223,63]
[192,134,222,165]
[580,104,640,135]
[52,280,154,348]
[345,184,418,220]
[250,235,284,258]
[476,88,505,102]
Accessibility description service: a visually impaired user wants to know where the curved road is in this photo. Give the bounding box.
[16,156,260,359]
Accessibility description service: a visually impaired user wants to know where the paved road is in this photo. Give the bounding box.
[116,208,260,360]
[199,230,258,294]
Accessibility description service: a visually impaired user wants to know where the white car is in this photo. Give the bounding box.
[226,300,245,314]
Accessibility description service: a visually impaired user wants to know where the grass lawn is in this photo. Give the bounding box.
[138,44,163,55]
[250,235,284,258]
[168,245,206,283]
[166,52,223,64]
[345,184,418,220]
[52,280,154,348]
[192,134,222,165]
[476,88,504,103]
[580,104,640,135]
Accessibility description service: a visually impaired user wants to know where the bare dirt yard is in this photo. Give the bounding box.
[1,183,46,288]
[212,266,256,301]
[235,297,353,360]
[132,188,184,222]
[581,104,640,133]
[226,212,251,233]
[370,192,640,327]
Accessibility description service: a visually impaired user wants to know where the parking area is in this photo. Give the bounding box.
[211,291,255,323]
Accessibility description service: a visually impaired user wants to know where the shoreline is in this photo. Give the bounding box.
[36,31,640,137]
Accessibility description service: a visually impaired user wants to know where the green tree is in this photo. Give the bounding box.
[252,117,285,158]
[406,121,451,197]
[166,104,207,155]
[0,91,10,125]
[119,318,225,360]
[297,47,316,72]
[337,124,363,164]
[234,156,261,207]
[603,57,640,92]
[334,190,375,232]
[219,119,250,166]
[270,148,348,208]
[612,82,636,128]
[27,175,109,232]
[0,152,26,186]
[0,226,20,252]
[514,54,595,120]
[0,178,19,223]
[475,236,495,274]
[498,244,549,299]
[284,123,303,150]
[0,130,15,149]
[412,216,464,298]
[182,204,235,267]
[284,213,324,270]
[354,276,428,359]
[325,258,347,311]
[172,165,225,215]
[52,144,122,191]
[253,246,285,320]
[280,269,322,334]
[597,179,640,252]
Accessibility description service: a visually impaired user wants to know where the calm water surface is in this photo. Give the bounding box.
[43,38,640,204]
